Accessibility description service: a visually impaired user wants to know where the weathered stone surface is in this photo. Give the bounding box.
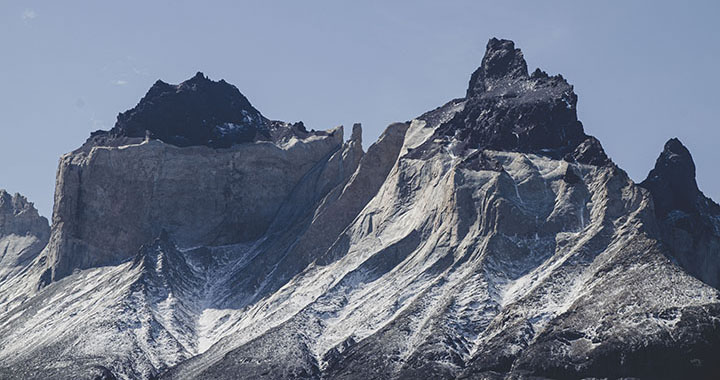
[0,190,49,282]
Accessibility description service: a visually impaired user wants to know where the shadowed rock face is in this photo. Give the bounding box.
[640,138,720,288]
[1,38,719,380]
[466,38,529,97]
[411,38,611,166]
[641,138,707,217]
[93,72,268,148]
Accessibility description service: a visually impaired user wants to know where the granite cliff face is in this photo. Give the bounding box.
[0,39,718,380]
[45,73,354,281]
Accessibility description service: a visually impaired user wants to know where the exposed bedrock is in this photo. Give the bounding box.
[45,74,361,281]
[0,190,49,281]
[640,138,720,289]
[1,37,719,380]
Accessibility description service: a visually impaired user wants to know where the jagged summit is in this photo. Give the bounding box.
[94,72,268,148]
[414,38,611,166]
[466,38,529,97]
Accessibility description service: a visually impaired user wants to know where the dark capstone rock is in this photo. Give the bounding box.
[419,38,611,166]
[96,72,269,148]
[640,138,706,218]
[640,138,720,289]
[467,38,529,97]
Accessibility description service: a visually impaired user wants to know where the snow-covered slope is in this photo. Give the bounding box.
[0,38,718,379]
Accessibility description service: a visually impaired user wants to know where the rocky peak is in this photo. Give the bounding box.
[98,72,268,148]
[0,190,50,281]
[419,38,610,166]
[466,38,529,97]
[0,190,49,240]
[640,138,720,289]
[640,138,702,218]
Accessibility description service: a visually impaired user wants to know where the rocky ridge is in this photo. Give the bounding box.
[0,190,49,282]
[0,38,718,380]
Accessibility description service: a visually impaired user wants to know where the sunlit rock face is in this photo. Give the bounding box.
[0,39,718,380]
[0,190,49,281]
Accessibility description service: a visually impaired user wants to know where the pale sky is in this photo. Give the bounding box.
[1,1,718,217]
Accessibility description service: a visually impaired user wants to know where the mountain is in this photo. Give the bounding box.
[0,38,718,380]
[639,138,720,288]
[0,190,49,284]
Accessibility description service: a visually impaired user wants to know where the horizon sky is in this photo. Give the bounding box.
[1,1,718,218]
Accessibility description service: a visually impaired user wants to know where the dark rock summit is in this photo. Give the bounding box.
[640,138,720,288]
[466,37,529,97]
[94,72,268,148]
[1,38,719,380]
[415,38,611,166]
[641,138,707,218]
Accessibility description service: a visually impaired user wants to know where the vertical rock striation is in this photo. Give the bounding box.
[45,74,357,281]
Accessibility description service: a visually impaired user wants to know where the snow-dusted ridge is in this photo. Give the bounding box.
[1,38,719,379]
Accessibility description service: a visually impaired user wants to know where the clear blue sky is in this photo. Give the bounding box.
[1,1,718,218]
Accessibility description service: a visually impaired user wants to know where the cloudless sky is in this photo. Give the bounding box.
[1,1,718,218]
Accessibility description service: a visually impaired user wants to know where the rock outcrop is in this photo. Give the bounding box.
[640,138,720,288]
[0,38,718,380]
[0,190,49,281]
[91,72,268,148]
[410,38,610,167]
[45,74,357,281]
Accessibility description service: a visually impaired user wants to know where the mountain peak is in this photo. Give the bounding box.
[640,138,700,217]
[467,38,529,97]
[106,73,268,148]
[419,38,609,165]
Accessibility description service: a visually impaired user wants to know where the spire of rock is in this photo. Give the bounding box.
[467,38,529,97]
[417,38,608,166]
[640,138,701,217]
[351,123,362,145]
